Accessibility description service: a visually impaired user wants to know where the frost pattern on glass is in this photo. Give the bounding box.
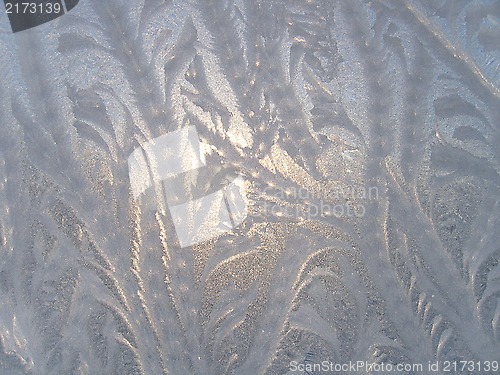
[0,0,499,374]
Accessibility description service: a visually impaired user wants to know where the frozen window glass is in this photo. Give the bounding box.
[0,0,498,374]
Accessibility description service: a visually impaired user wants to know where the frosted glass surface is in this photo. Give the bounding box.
[0,0,499,374]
